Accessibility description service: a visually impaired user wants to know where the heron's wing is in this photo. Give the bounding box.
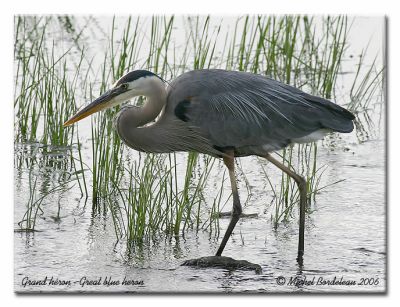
[166,69,354,150]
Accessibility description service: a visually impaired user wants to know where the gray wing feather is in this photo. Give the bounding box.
[166,69,354,150]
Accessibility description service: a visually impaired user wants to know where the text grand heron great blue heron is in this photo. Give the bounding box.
[64,69,355,265]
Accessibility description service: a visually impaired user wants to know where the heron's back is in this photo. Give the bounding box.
[165,69,355,156]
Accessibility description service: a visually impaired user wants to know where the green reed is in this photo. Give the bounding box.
[105,152,221,246]
[349,50,385,113]
[14,17,79,147]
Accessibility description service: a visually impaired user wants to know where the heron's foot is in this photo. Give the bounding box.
[216,212,258,219]
[181,256,262,274]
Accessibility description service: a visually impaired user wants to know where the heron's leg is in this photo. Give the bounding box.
[216,151,242,256]
[263,153,307,265]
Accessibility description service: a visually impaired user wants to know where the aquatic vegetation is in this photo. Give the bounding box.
[106,153,221,246]
[14,17,80,146]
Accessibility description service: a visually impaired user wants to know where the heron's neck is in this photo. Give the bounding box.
[134,80,167,127]
[116,79,171,153]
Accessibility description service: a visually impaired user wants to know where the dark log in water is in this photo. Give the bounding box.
[182,256,262,274]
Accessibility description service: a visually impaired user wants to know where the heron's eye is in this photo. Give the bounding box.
[121,83,129,90]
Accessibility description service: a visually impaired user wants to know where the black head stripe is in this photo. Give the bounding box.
[115,70,163,86]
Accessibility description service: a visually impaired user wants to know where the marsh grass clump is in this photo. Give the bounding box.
[105,153,220,246]
[14,17,81,147]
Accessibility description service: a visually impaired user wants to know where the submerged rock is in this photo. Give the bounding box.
[182,256,262,274]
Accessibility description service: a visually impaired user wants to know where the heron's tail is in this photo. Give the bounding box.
[303,94,355,133]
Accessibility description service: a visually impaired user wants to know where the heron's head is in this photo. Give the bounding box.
[63,70,164,127]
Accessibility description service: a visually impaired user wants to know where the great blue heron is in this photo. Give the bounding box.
[64,69,355,265]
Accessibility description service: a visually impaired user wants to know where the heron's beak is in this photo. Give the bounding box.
[63,88,123,127]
